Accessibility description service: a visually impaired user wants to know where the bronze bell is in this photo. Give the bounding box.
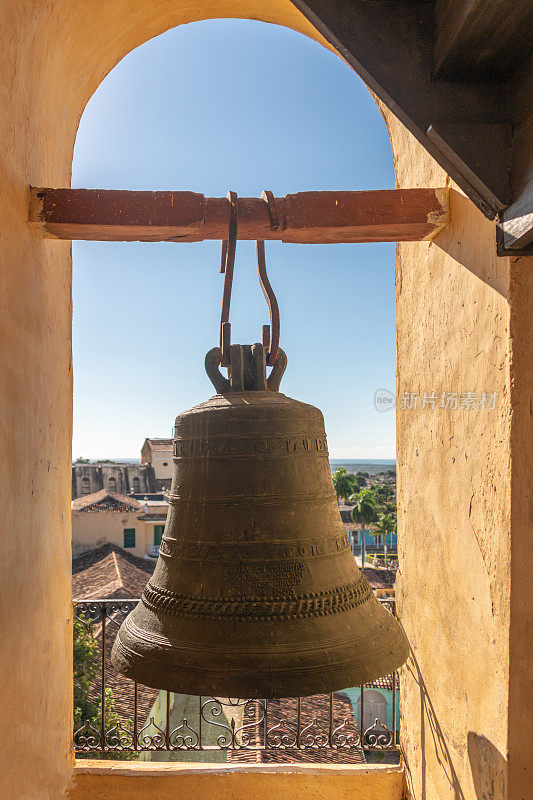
[111,343,408,697]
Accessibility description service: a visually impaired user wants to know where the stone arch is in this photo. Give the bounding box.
[3,8,396,797]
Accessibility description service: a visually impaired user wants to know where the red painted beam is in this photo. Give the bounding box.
[29,187,449,244]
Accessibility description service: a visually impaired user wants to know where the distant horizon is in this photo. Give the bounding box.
[74,456,397,465]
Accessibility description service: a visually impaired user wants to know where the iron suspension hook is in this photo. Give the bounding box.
[219,190,238,367]
[256,240,280,365]
[218,189,281,369]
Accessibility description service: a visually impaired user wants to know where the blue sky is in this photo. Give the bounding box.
[72,20,396,460]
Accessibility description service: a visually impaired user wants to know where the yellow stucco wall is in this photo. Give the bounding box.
[150,451,174,483]
[379,102,533,800]
[70,763,404,800]
[1,3,531,800]
[72,510,151,559]
[0,4,328,798]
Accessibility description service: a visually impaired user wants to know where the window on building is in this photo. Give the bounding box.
[81,477,90,495]
[123,528,135,548]
[132,477,140,492]
[154,525,165,546]
[108,476,116,491]
[162,462,168,467]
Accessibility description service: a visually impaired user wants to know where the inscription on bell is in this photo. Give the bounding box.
[158,536,349,562]
[224,562,305,594]
[173,435,328,458]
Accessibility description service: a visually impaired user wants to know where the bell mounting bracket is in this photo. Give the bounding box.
[205,344,287,394]
[219,190,281,369]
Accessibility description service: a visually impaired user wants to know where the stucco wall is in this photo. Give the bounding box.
[151,451,174,482]
[379,103,533,800]
[70,763,404,800]
[0,4,328,799]
[1,3,531,800]
[72,511,149,559]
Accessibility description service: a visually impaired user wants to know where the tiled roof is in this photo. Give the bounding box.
[85,623,159,727]
[72,543,154,600]
[146,438,173,449]
[361,568,396,589]
[72,489,142,513]
[226,693,365,764]
[368,673,395,691]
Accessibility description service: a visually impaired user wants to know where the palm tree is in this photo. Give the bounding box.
[350,488,376,567]
[332,467,356,504]
[373,511,397,549]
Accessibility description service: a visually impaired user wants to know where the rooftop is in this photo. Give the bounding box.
[144,438,173,450]
[362,568,396,589]
[72,543,155,600]
[71,489,142,513]
[226,693,365,764]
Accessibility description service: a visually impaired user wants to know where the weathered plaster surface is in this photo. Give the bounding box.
[379,102,533,800]
[70,763,404,800]
[0,4,326,799]
[1,3,531,800]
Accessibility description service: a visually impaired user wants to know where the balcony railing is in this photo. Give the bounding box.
[73,598,400,762]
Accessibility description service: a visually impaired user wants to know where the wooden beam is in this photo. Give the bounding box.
[29,188,449,244]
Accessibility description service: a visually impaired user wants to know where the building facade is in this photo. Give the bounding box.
[72,462,157,499]
[141,438,174,489]
[71,490,169,559]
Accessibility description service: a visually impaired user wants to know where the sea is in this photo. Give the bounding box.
[329,459,396,475]
[86,457,396,475]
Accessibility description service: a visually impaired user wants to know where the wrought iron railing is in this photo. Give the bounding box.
[73,598,400,760]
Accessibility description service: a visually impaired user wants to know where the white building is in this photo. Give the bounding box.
[141,437,173,489]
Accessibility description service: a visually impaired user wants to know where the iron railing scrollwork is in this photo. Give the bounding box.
[73,598,400,758]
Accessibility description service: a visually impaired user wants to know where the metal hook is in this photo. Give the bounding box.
[256,239,280,365]
[217,189,280,369]
[261,190,280,231]
[257,189,281,365]
[219,190,238,367]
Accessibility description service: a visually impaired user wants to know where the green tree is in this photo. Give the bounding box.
[354,472,367,487]
[74,614,100,731]
[75,457,90,464]
[350,488,376,527]
[74,615,137,760]
[332,467,356,502]
[373,510,397,547]
[350,488,376,567]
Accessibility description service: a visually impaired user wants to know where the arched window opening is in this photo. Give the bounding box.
[71,18,397,764]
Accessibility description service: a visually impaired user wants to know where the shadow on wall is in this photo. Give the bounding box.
[434,189,510,300]
[467,732,507,800]
[403,648,507,800]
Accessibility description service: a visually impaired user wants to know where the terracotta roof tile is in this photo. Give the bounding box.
[85,624,159,726]
[146,439,173,449]
[72,489,142,513]
[361,568,396,589]
[367,673,395,690]
[72,543,154,600]
[226,693,365,764]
